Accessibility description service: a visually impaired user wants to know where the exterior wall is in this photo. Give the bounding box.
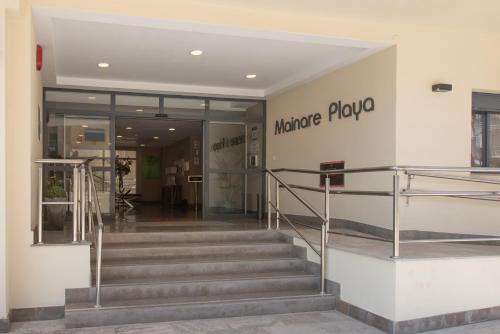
[395,27,500,235]
[266,47,397,230]
[5,1,90,311]
[2,0,500,313]
[0,2,13,322]
[395,256,500,321]
[295,235,500,323]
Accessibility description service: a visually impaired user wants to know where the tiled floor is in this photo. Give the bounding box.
[8,311,500,334]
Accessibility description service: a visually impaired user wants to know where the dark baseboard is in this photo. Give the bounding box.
[285,214,498,243]
[0,315,9,333]
[10,306,64,322]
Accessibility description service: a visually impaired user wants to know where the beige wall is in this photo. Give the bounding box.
[266,47,397,229]
[0,2,11,321]
[5,0,90,313]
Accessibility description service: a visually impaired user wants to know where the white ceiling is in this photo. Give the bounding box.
[33,7,388,98]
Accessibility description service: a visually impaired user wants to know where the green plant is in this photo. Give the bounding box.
[46,177,66,198]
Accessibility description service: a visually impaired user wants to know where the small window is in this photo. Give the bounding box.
[471,93,500,167]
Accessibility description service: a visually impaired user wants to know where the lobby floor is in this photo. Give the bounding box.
[8,311,500,334]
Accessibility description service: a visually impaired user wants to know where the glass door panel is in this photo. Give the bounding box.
[207,122,246,216]
[46,114,113,214]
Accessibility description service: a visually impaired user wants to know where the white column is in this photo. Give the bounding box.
[0,5,7,323]
[0,1,20,323]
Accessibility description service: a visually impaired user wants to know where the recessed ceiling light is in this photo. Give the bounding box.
[169,128,176,131]
[136,108,144,112]
[153,136,159,139]
[81,125,89,128]
[189,50,203,56]
[97,62,110,68]
[201,103,206,107]
[140,144,145,147]
[87,96,96,100]
[125,126,133,130]
[76,141,81,144]
[245,74,257,79]
[117,135,122,138]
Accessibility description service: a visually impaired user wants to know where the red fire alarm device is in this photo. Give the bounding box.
[36,45,43,71]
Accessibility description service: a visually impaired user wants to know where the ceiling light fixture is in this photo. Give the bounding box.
[140,144,145,147]
[169,128,176,131]
[125,126,133,130]
[117,135,122,138]
[97,62,110,68]
[245,74,257,79]
[153,136,159,139]
[135,108,144,112]
[76,141,81,144]
[81,125,89,128]
[87,96,96,100]
[189,50,203,56]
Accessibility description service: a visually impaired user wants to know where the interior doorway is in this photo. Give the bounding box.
[115,117,203,222]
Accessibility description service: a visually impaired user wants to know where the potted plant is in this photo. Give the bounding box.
[45,177,67,230]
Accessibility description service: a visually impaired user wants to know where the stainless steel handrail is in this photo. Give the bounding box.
[273,166,500,175]
[87,164,104,308]
[268,165,500,259]
[265,168,329,294]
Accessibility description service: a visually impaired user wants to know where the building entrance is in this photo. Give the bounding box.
[115,117,203,223]
[43,89,265,232]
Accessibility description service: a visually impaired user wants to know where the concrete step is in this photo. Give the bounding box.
[67,272,320,303]
[98,242,293,261]
[102,230,286,244]
[96,257,317,283]
[65,291,336,328]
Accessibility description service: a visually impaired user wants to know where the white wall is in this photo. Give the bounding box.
[395,256,500,321]
[295,237,396,320]
[267,47,397,230]
[295,235,500,322]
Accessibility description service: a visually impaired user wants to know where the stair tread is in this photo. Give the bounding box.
[99,270,318,286]
[100,255,301,267]
[101,240,288,250]
[66,289,331,311]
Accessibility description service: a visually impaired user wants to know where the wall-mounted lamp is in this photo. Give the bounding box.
[432,83,452,92]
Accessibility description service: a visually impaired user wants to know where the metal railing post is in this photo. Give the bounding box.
[320,222,326,295]
[275,179,280,230]
[72,165,79,243]
[267,172,272,230]
[88,172,93,234]
[95,226,103,308]
[392,172,400,258]
[38,165,43,244]
[325,175,330,234]
[80,165,86,242]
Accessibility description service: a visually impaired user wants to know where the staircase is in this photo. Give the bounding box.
[64,229,336,328]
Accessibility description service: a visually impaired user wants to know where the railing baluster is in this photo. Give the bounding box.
[267,173,271,230]
[275,179,280,230]
[38,165,43,244]
[392,172,400,258]
[72,165,79,243]
[80,165,86,242]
